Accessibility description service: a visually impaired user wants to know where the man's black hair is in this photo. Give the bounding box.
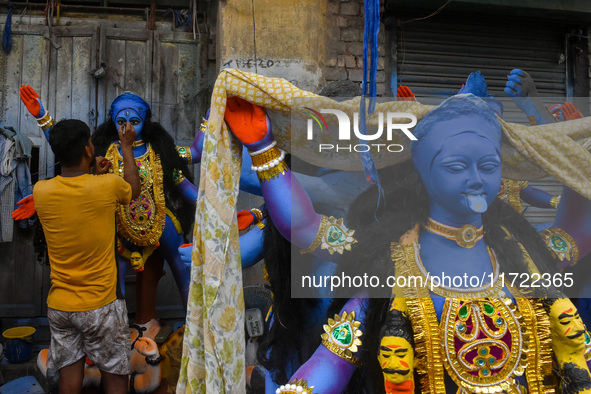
[48,119,91,167]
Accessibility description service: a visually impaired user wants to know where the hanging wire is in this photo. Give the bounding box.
[400,0,452,25]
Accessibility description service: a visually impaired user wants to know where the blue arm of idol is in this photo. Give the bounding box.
[240,147,263,196]
[176,177,199,206]
[520,185,556,209]
[240,220,266,268]
[189,127,205,163]
[19,85,51,140]
[289,296,368,393]
[553,187,591,262]
[260,168,335,258]
[178,221,265,268]
[505,69,556,125]
[223,97,336,260]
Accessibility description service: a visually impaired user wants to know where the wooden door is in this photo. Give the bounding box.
[0,24,52,317]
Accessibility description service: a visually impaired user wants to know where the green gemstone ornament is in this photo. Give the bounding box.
[459,305,468,318]
[551,235,568,251]
[332,323,352,346]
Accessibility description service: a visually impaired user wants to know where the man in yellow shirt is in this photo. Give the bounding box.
[34,119,140,393]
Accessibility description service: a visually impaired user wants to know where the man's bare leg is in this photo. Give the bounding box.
[58,357,85,394]
[101,370,128,394]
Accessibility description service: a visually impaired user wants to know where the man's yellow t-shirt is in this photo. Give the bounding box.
[34,173,132,312]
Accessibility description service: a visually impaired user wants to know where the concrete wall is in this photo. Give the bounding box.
[217,0,389,95]
[218,0,327,92]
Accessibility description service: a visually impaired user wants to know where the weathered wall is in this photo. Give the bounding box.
[218,0,388,95]
[219,0,327,91]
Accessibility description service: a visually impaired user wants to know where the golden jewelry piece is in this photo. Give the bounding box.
[441,298,529,394]
[321,311,363,367]
[250,144,281,166]
[391,229,555,394]
[528,115,537,126]
[549,195,561,209]
[425,217,484,248]
[251,207,266,229]
[255,160,288,182]
[300,215,328,254]
[250,142,288,182]
[172,169,186,186]
[37,112,54,131]
[540,227,579,264]
[106,143,166,246]
[36,111,50,123]
[249,140,276,156]
[276,379,316,394]
[300,215,357,255]
[176,145,192,164]
[132,140,146,148]
[415,245,505,299]
[497,179,527,212]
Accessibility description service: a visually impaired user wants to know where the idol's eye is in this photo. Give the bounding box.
[444,163,467,173]
[130,118,141,126]
[116,118,126,125]
[479,163,499,172]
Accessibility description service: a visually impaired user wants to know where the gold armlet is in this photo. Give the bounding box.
[37,112,54,131]
[176,146,192,164]
[540,227,579,265]
[528,116,537,126]
[250,142,288,182]
[300,215,357,255]
[276,379,317,394]
[173,169,186,186]
[550,195,561,209]
[320,311,363,367]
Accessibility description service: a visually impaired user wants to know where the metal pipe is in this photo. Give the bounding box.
[0,2,178,16]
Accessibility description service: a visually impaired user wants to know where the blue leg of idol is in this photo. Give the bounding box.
[159,216,191,307]
[118,256,131,297]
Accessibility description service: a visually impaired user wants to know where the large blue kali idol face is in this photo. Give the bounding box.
[110,93,150,140]
[115,108,144,139]
[411,96,502,224]
[425,122,501,223]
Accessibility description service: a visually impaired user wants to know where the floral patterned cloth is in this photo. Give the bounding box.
[177,69,591,393]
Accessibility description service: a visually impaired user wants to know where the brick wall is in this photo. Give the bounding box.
[323,0,390,96]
